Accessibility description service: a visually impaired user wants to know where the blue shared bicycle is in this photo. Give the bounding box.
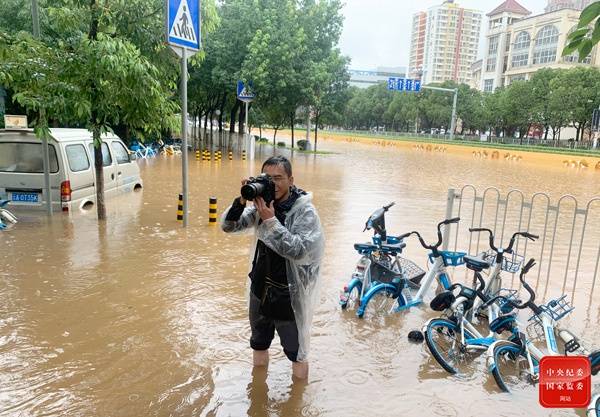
[339,203,465,318]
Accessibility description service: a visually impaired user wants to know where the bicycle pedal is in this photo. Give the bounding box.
[564,339,581,353]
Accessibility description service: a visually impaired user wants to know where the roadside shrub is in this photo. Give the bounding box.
[277,141,286,147]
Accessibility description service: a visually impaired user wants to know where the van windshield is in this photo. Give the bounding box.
[0,142,59,173]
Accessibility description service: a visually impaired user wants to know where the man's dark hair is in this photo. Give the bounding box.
[262,155,292,177]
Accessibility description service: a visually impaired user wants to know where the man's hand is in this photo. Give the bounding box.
[255,197,275,221]
[239,178,249,205]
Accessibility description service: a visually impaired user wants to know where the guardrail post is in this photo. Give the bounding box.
[443,188,456,250]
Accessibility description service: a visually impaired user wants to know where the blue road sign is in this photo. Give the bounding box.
[167,0,201,50]
[396,78,405,91]
[387,78,396,91]
[388,78,422,93]
[237,80,256,102]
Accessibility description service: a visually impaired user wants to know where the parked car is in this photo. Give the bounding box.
[0,128,143,212]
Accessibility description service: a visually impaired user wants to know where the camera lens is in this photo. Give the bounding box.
[241,182,266,200]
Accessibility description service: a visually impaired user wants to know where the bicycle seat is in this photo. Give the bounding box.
[489,313,517,334]
[430,291,456,311]
[354,243,379,254]
[464,254,491,272]
[590,350,600,376]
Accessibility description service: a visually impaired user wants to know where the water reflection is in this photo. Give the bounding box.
[1,133,599,416]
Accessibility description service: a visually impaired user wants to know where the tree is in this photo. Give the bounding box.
[1,0,219,220]
[563,1,600,61]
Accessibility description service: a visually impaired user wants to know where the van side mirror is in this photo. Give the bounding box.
[129,152,137,161]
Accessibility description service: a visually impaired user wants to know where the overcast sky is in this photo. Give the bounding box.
[339,0,548,70]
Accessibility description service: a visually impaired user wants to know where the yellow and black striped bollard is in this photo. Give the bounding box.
[195,150,201,161]
[228,150,233,160]
[242,149,247,161]
[217,150,222,161]
[203,149,209,161]
[209,197,217,225]
[177,194,184,222]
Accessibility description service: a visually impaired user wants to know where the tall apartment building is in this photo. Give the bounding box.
[408,12,427,79]
[479,0,600,92]
[408,1,483,85]
[545,0,595,12]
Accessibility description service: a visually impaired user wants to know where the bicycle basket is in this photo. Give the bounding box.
[483,250,524,273]
[526,319,546,342]
[539,295,574,322]
[369,260,402,284]
[398,257,426,286]
[491,288,520,314]
[428,251,466,267]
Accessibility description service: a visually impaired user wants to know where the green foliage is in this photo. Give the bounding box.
[340,67,600,142]
[564,2,600,61]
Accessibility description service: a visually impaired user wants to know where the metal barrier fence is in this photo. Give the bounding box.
[443,187,600,302]
[320,129,599,151]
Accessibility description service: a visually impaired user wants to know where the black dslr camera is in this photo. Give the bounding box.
[241,173,276,205]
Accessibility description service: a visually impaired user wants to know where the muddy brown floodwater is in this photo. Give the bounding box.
[1,133,599,417]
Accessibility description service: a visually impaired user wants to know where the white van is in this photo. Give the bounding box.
[0,128,143,212]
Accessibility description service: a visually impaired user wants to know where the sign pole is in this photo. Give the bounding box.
[181,46,189,228]
[450,88,458,141]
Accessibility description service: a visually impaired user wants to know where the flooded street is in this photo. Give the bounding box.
[1,135,599,417]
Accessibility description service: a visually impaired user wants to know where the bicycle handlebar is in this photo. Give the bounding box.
[480,258,539,312]
[399,217,460,251]
[468,228,539,255]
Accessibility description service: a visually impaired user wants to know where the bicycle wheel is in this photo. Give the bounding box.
[357,283,397,318]
[488,340,534,393]
[589,395,600,417]
[424,318,476,374]
[340,278,362,310]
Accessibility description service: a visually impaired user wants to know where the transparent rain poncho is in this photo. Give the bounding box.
[221,193,325,362]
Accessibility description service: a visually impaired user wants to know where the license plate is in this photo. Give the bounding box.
[11,192,39,203]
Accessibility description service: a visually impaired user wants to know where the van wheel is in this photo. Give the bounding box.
[134,184,143,191]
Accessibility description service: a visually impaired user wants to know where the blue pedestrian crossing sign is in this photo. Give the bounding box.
[387,78,422,93]
[167,0,201,51]
[237,81,256,102]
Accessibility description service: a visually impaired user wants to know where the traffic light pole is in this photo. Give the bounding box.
[421,86,458,140]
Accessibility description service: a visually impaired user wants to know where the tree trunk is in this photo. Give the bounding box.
[93,127,106,221]
[544,126,549,141]
[218,92,226,132]
[88,0,105,220]
[314,114,319,152]
[229,99,239,134]
[290,112,295,149]
[273,127,278,145]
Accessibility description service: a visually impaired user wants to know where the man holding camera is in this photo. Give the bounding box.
[221,156,324,379]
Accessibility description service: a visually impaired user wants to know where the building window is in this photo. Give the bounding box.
[488,35,499,55]
[512,52,529,67]
[486,57,496,72]
[484,79,494,92]
[533,25,559,64]
[512,31,531,68]
[510,74,527,83]
[513,31,531,50]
